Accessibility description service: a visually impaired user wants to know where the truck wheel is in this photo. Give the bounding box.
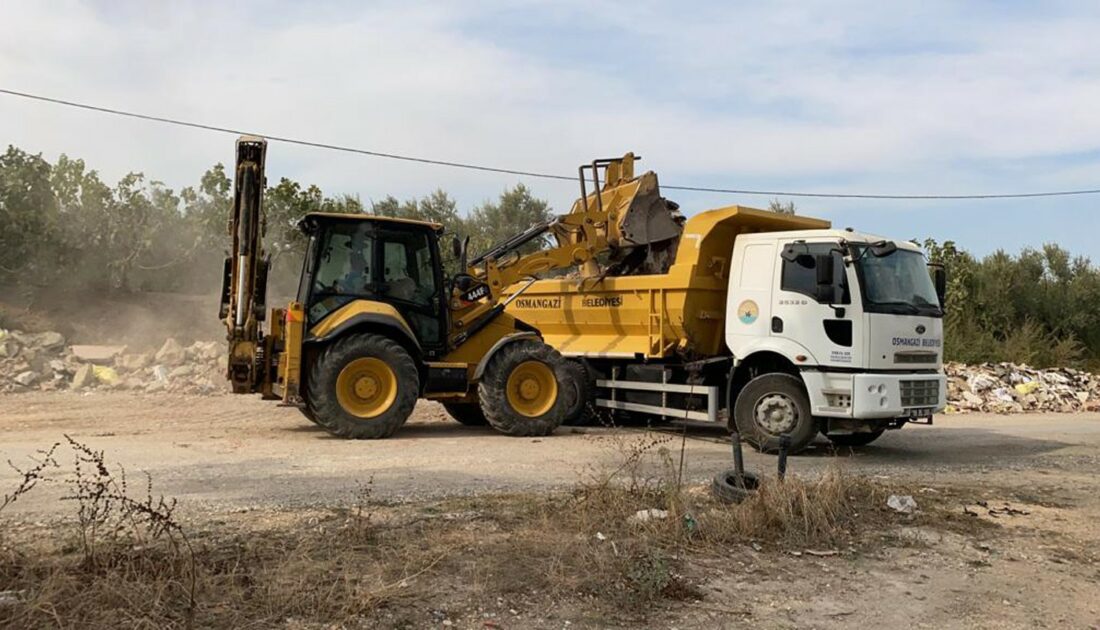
[480,340,567,436]
[308,333,419,439]
[561,360,595,426]
[825,429,885,447]
[734,373,817,454]
[442,402,488,426]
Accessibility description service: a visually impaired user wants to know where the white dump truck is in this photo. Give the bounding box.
[499,159,947,453]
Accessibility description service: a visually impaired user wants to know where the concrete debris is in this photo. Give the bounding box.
[0,328,227,395]
[71,364,95,390]
[154,338,186,365]
[946,363,1100,414]
[628,508,670,524]
[70,344,127,364]
[887,494,918,514]
[3,326,1099,410]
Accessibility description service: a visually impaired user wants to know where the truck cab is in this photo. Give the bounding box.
[726,229,947,447]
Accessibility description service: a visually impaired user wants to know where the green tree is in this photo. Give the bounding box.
[0,146,59,279]
[768,198,796,214]
[466,184,552,257]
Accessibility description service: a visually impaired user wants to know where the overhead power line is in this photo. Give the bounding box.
[3,87,1099,201]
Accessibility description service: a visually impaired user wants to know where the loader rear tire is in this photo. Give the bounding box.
[299,404,322,426]
[443,402,488,426]
[561,360,596,426]
[734,373,816,454]
[480,340,567,437]
[308,333,419,439]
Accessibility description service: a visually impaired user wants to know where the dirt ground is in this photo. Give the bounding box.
[2,393,1100,628]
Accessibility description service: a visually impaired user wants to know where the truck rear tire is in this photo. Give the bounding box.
[443,402,488,426]
[479,340,567,437]
[561,360,595,426]
[307,333,419,439]
[734,373,817,454]
[824,429,885,447]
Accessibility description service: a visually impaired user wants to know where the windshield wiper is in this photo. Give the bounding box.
[868,300,921,314]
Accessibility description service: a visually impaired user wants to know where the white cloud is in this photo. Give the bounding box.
[1,0,1098,224]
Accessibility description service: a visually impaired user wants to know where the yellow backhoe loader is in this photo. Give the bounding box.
[220,137,683,439]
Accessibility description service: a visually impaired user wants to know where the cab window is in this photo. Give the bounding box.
[308,223,376,323]
[780,243,850,304]
[380,231,437,306]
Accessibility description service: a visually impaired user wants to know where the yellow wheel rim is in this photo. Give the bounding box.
[505,360,558,418]
[335,357,398,419]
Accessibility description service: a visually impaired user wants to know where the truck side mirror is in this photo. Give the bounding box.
[931,263,947,307]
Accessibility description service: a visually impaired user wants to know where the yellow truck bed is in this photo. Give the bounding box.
[505,206,830,359]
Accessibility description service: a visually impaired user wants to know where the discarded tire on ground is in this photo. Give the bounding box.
[479,340,567,436]
[711,468,761,504]
[307,333,419,439]
[443,402,488,426]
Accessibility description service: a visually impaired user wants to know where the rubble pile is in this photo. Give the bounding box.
[946,362,1100,414]
[0,329,226,395]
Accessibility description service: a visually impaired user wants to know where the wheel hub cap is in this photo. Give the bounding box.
[336,357,398,419]
[506,360,558,418]
[754,393,798,434]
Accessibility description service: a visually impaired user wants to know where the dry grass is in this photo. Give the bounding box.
[0,433,914,628]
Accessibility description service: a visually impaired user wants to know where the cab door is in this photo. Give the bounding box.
[376,227,448,357]
[770,242,865,369]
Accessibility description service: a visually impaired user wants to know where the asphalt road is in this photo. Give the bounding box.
[1,392,1097,517]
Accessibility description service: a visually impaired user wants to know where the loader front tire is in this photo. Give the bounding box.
[480,340,566,437]
[443,402,488,426]
[308,333,419,439]
[734,373,816,454]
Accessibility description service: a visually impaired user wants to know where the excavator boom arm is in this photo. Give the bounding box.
[220,136,270,393]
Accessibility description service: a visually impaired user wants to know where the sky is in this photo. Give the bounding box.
[1,0,1099,259]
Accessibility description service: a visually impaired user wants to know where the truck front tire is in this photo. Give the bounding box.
[308,333,419,439]
[734,373,817,454]
[479,340,567,437]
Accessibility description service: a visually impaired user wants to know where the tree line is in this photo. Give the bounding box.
[0,145,551,297]
[2,145,1098,368]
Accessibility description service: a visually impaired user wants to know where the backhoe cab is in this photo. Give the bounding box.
[221,136,675,439]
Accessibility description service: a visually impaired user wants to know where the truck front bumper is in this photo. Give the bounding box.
[802,371,947,419]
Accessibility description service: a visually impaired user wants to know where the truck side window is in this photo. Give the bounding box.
[780,243,850,304]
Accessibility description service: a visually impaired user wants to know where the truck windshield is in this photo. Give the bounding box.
[853,247,942,317]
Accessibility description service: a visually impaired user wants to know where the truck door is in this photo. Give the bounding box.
[771,243,864,369]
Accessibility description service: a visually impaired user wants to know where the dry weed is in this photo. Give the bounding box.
[0,433,908,628]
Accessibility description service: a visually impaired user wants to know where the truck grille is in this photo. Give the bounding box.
[895,351,938,364]
[900,379,939,407]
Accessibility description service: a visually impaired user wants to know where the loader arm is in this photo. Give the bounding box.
[452,154,683,336]
[220,136,271,393]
